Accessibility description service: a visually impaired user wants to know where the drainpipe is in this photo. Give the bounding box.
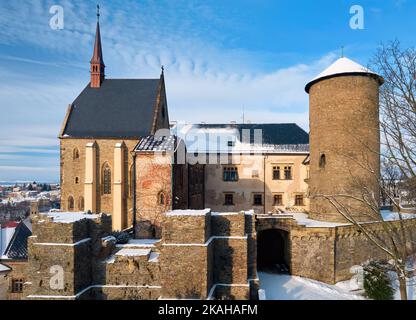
[132,152,137,238]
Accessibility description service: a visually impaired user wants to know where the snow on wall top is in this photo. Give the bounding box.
[305,57,382,93]
[165,209,211,217]
[116,248,151,257]
[43,212,102,223]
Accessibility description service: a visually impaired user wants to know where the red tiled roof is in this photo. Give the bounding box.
[1,221,19,228]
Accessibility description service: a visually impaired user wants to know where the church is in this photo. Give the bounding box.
[59,15,205,237]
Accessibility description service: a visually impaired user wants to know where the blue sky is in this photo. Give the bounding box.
[0,0,415,182]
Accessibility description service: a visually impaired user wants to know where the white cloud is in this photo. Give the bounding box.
[0,0,336,181]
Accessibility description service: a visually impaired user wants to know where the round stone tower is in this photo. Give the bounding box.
[305,57,384,222]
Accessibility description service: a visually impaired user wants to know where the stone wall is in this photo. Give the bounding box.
[308,75,381,223]
[135,153,173,238]
[23,209,256,300]
[159,210,256,300]
[257,215,416,284]
[24,213,112,299]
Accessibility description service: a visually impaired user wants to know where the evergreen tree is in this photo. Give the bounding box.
[363,261,395,300]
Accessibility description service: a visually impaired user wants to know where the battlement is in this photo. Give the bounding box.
[24,209,257,300]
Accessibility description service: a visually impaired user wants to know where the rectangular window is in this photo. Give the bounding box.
[273,194,283,206]
[252,169,259,178]
[11,279,24,293]
[284,166,292,180]
[227,140,235,147]
[253,194,263,206]
[224,193,234,205]
[223,167,238,182]
[295,194,304,206]
[272,166,280,180]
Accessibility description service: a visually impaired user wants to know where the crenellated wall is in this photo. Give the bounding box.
[23,209,256,300]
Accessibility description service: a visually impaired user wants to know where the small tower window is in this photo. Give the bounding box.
[102,163,112,195]
[68,196,74,211]
[75,177,79,184]
[319,154,326,169]
[158,192,165,205]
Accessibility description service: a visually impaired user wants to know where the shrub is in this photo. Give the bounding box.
[363,261,395,300]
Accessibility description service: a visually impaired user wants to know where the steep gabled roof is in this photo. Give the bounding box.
[62,78,161,138]
[3,221,32,260]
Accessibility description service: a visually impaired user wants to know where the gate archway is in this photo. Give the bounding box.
[257,229,290,273]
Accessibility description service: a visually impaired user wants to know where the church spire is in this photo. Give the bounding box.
[90,4,105,88]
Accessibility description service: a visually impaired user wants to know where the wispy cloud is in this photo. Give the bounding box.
[0,0,336,181]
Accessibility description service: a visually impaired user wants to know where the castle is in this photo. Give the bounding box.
[8,14,416,300]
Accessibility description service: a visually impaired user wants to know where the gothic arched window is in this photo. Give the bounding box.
[73,148,80,160]
[68,196,74,211]
[102,163,112,195]
[78,196,84,211]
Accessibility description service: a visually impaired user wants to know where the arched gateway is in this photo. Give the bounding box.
[257,229,290,273]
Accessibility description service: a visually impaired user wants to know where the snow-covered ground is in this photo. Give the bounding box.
[258,272,364,300]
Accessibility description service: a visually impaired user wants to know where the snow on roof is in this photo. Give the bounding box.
[0,263,11,272]
[116,248,151,257]
[305,57,382,93]
[260,212,348,228]
[292,213,349,228]
[381,210,416,221]
[165,209,211,217]
[43,212,102,223]
[211,212,240,216]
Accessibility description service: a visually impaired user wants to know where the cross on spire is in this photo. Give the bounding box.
[341,46,344,58]
[97,4,100,21]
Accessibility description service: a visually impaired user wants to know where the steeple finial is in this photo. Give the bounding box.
[161,65,164,75]
[97,4,100,21]
[341,46,344,58]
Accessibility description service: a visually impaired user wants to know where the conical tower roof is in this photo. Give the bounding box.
[305,57,383,93]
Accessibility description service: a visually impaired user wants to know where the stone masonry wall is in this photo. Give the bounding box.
[24,213,112,299]
[60,138,138,226]
[24,209,256,300]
